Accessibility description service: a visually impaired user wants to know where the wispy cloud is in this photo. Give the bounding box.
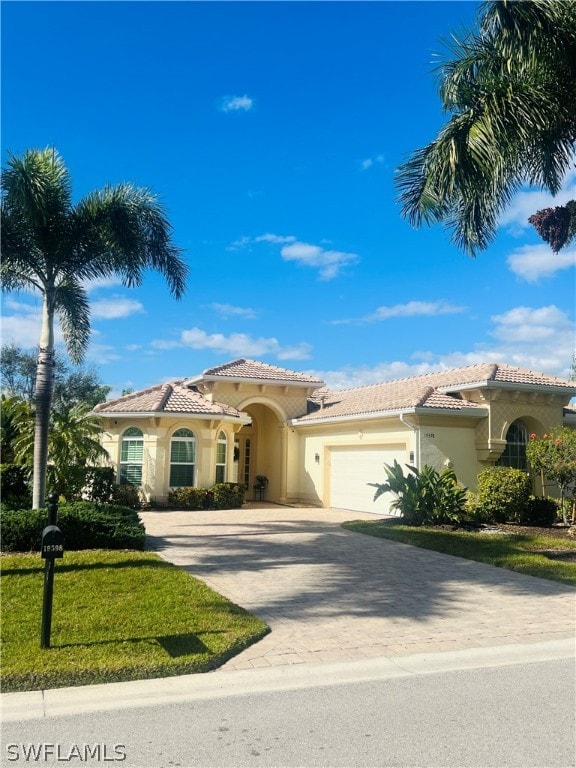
[280,241,359,280]
[255,233,296,245]
[360,154,386,171]
[209,303,257,320]
[311,304,575,388]
[152,327,312,360]
[229,233,359,279]
[334,300,466,325]
[91,296,145,320]
[507,244,576,283]
[220,94,254,112]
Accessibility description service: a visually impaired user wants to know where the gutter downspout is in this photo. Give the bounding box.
[399,412,420,469]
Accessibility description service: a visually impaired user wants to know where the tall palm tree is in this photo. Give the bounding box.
[395,0,576,255]
[1,148,188,508]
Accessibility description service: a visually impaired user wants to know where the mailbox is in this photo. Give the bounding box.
[41,525,64,559]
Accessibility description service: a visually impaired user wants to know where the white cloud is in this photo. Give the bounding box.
[83,277,124,293]
[311,304,575,388]
[254,233,297,245]
[499,170,576,235]
[360,154,385,171]
[507,244,576,283]
[91,296,145,320]
[221,94,254,112]
[281,241,359,280]
[209,303,257,320]
[1,304,48,348]
[153,327,312,361]
[335,300,466,324]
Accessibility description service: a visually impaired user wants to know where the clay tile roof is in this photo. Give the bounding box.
[299,362,575,422]
[92,381,242,417]
[199,358,324,386]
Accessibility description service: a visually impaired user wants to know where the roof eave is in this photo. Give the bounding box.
[185,374,323,389]
[93,410,251,423]
[438,380,576,396]
[290,405,486,427]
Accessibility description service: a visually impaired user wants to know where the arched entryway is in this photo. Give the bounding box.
[234,400,286,502]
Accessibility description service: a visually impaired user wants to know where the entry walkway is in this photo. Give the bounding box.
[140,505,575,671]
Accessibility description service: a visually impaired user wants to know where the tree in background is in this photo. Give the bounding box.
[396,0,576,255]
[526,428,576,524]
[1,343,111,411]
[1,148,188,508]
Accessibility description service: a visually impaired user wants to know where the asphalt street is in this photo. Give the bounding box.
[2,651,574,768]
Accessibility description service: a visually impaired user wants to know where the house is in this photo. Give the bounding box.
[93,358,576,514]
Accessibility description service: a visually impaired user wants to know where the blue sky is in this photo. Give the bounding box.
[2,1,575,395]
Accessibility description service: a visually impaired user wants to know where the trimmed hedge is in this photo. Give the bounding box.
[167,483,245,510]
[0,503,145,553]
[518,497,559,527]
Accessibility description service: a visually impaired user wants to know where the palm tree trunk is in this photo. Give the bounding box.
[32,293,56,509]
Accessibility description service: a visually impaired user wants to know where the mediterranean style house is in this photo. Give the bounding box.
[92,358,576,514]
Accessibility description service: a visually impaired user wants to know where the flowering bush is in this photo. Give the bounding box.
[526,428,576,524]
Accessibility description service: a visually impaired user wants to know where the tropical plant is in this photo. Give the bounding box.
[526,428,576,524]
[369,460,467,526]
[395,0,576,255]
[1,148,187,507]
[4,395,111,501]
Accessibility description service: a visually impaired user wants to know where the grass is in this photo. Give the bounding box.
[1,550,269,692]
[342,520,576,586]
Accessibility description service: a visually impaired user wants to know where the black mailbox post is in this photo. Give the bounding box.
[40,494,64,649]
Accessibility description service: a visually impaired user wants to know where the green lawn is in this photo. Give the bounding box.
[342,520,576,586]
[1,550,269,692]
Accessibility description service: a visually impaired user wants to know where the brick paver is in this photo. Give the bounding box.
[140,505,575,671]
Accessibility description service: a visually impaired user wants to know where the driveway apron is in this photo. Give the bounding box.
[140,506,575,671]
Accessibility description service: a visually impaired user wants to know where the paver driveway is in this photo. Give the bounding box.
[140,505,575,671]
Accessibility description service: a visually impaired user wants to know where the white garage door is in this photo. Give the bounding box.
[329,445,406,515]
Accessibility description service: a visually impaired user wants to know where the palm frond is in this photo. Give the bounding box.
[54,280,91,365]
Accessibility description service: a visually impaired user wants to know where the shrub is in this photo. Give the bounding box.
[0,464,31,510]
[526,428,576,524]
[212,482,245,510]
[369,461,467,526]
[475,467,532,524]
[517,497,559,527]
[167,487,208,510]
[110,483,142,509]
[0,503,145,553]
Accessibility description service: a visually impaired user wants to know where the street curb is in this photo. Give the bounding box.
[2,638,574,722]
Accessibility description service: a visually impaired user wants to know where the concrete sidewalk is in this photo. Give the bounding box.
[141,505,575,671]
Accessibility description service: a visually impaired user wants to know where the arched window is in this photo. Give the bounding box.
[120,427,144,485]
[215,431,227,483]
[170,428,196,487]
[497,420,528,471]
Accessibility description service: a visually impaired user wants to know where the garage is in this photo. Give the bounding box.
[328,445,407,514]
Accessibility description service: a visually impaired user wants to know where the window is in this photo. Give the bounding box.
[120,427,144,485]
[215,431,227,484]
[497,420,528,471]
[170,428,196,487]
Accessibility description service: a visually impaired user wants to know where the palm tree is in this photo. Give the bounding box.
[395,0,576,255]
[1,148,188,508]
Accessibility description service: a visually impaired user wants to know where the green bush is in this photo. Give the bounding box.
[0,464,32,510]
[475,467,532,524]
[0,503,145,553]
[369,461,467,526]
[212,482,246,509]
[167,487,208,510]
[517,496,559,527]
[110,483,142,509]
